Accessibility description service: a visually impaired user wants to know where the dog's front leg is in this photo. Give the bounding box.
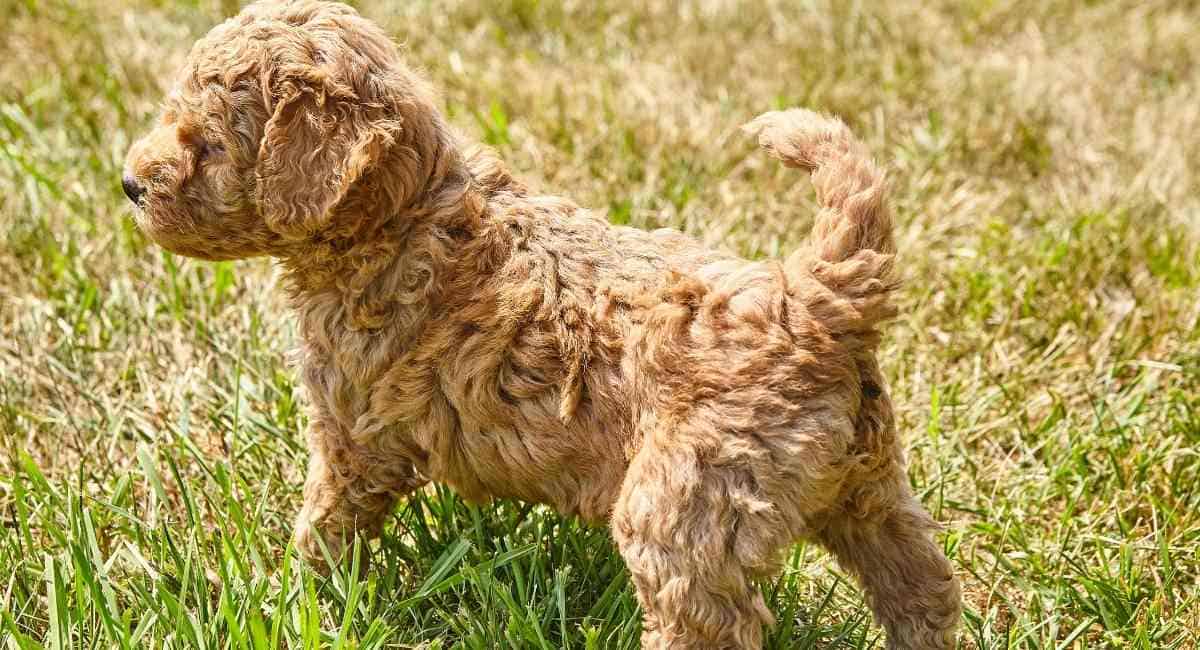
[292,419,427,571]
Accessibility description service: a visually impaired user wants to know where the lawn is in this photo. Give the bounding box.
[1,0,1198,647]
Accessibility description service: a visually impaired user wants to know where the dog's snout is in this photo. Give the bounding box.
[122,173,146,205]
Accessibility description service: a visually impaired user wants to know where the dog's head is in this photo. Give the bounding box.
[123,0,446,260]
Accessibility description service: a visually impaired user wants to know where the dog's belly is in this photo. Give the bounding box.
[446,419,630,523]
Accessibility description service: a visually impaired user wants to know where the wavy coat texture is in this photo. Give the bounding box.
[123,2,961,647]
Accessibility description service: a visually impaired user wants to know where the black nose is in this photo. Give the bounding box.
[122,174,145,204]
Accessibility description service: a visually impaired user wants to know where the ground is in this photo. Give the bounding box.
[1,0,1198,648]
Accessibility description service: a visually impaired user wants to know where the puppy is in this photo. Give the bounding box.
[123,2,960,647]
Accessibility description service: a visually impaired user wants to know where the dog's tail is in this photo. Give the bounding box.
[744,108,898,337]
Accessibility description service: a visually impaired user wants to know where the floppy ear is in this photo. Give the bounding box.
[255,68,402,238]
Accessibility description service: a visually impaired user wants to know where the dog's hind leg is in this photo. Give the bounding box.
[816,478,960,649]
[611,429,800,650]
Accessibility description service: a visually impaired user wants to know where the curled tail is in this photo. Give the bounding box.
[744,108,898,337]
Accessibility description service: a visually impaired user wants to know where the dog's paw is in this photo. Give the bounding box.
[292,509,347,574]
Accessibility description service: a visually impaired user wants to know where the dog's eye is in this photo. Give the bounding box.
[198,140,225,159]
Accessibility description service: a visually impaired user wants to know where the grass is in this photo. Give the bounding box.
[1,0,1198,647]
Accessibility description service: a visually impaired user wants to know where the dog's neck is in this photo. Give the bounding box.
[275,142,526,391]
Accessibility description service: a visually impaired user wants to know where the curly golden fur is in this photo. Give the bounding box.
[123,1,961,647]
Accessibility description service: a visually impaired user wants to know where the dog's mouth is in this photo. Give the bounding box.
[126,194,156,225]
[126,196,148,221]
[128,198,181,246]
[129,200,275,262]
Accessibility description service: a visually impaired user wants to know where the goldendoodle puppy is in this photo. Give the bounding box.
[123,1,960,647]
